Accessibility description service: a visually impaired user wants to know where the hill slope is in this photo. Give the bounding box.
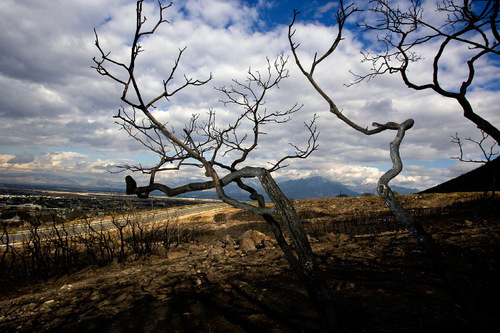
[422,157,499,193]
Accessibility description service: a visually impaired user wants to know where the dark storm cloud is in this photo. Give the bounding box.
[7,153,35,164]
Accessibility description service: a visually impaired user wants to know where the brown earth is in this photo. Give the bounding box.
[1,193,499,332]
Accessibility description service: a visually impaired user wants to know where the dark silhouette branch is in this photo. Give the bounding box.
[353,0,500,144]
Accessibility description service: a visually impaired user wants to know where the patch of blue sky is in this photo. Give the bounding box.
[404,159,457,168]
[474,54,500,92]
[96,16,112,29]
[240,0,343,30]
[241,0,371,54]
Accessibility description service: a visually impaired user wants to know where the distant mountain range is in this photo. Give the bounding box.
[278,177,360,199]
[279,177,419,199]
[179,176,418,200]
[5,157,497,200]
[0,176,419,200]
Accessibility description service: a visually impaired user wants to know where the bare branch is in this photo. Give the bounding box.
[289,5,413,136]
[451,130,499,163]
[95,3,337,328]
[352,0,500,144]
[269,114,320,172]
[211,55,306,172]
[125,167,276,215]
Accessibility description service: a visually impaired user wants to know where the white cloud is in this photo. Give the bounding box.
[183,0,259,29]
[0,0,498,193]
[315,2,338,18]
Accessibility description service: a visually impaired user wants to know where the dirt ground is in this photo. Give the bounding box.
[1,193,499,332]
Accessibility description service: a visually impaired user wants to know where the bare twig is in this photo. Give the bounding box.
[451,130,499,163]
[352,0,500,144]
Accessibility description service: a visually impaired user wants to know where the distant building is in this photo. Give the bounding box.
[4,203,42,211]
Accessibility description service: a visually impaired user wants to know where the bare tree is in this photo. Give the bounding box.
[353,0,500,145]
[288,0,479,327]
[289,2,420,249]
[93,1,338,331]
[451,130,498,163]
[451,130,499,196]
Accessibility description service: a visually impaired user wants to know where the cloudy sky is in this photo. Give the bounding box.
[0,0,498,193]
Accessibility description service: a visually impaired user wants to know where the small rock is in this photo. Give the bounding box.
[346,282,356,290]
[221,234,235,247]
[187,244,206,255]
[208,246,225,256]
[41,300,55,308]
[327,232,350,243]
[239,237,257,253]
[208,245,227,261]
[167,251,185,260]
[338,233,350,243]
[238,230,266,253]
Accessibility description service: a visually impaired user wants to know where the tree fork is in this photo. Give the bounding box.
[377,120,480,327]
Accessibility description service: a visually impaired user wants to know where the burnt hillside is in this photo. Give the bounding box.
[422,157,499,193]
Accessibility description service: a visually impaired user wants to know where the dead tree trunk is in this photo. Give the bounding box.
[288,4,481,328]
[259,170,338,332]
[377,120,480,327]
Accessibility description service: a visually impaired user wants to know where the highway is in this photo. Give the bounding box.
[1,203,228,247]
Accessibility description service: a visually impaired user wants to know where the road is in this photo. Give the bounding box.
[1,203,228,247]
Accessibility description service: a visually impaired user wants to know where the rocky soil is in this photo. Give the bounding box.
[1,193,499,332]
